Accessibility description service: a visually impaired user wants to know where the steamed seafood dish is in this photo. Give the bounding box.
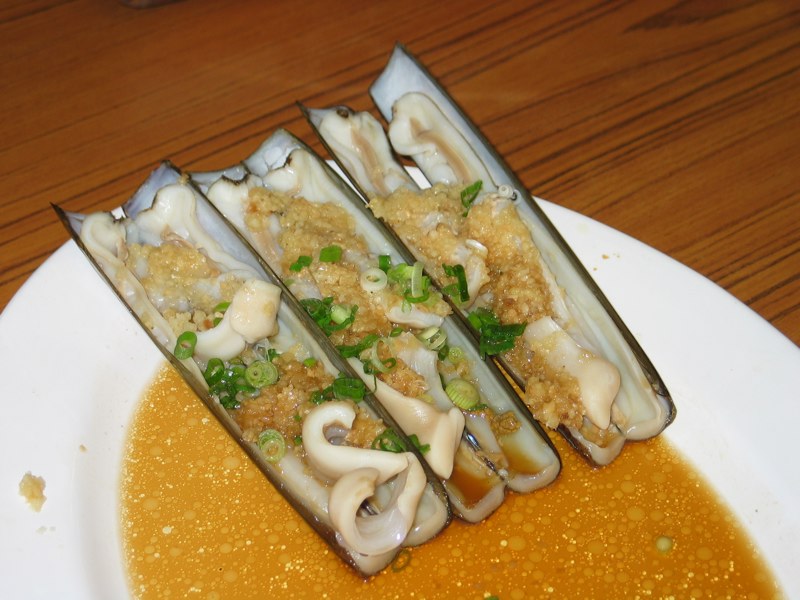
[191,131,561,522]
[307,45,675,465]
[55,164,451,576]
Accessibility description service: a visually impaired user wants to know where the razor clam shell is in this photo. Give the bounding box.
[53,162,450,577]
[365,44,675,465]
[191,130,561,520]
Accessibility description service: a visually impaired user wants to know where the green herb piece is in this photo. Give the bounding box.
[267,348,281,362]
[460,180,483,216]
[213,301,231,314]
[389,327,404,337]
[302,357,317,368]
[407,433,430,454]
[300,297,357,336]
[372,428,406,453]
[378,254,392,272]
[310,374,367,404]
[442,263,469,303]
[319,245,342,263]
[289,255,312,272]
[445,378,480,410]
[332,376,366,401]
[245,360,279,388]
[174,331,197,360]
[468,307,526,358]
[203,358,225,386]
[337,333,380,358]
[257,429,286,463]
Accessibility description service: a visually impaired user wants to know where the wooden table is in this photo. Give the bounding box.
[1,0,797,347]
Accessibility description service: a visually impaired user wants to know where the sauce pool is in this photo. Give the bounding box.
[120,366,784,599]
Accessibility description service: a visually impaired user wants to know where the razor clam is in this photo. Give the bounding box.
[305,45,675,466]
[191,130,561,521]
[54,163,451,577]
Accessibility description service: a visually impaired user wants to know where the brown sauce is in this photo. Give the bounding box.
[120,365,784,599]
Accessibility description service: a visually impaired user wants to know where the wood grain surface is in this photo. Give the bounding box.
[1,0,797,346]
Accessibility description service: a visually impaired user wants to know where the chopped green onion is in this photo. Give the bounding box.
[213,301,231,314]
[372,429,406,453]
[245,360,279,388]
[319,245,342,263]
[332,376,366,401]
[445,378,481,410]
[389,327,403,337]
[311,375,367,404]
[387,263,414,282]
[337,333,379,358]
[378,254,392,272]
[289,255,312,272]
[448,346,464,363]
[360,267,388,292]
[442,263,469,303]
[417,326,447,351]
[293,435,303,445]
[460,180,483,216]
[203,358,225,386]
[257,429,286,463]
[362,339,396,374]
[407,433,430,454]
[372,430,429,454]
[302,357,317,368]
[468,307,526,358]
[174,331,197,360]
[410,261,424,297]
[267,348,281,362]
[300,297,358,336]
[330,303,353,325]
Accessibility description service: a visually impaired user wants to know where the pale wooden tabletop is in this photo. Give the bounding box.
[1,0,797,347]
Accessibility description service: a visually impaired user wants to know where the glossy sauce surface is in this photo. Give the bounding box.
[120,366,783,599]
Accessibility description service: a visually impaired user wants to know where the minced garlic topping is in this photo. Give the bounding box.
[373,184,586,430]
[19,471,46,512]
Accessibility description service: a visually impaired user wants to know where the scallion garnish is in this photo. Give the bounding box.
[213,301,231,314]
[445,378,480,410]
[460,180,483,216]
[203,358,225,386]
[302,357,317,368]
[289,255,312,272]
[319,245,342,263]
[174,331,197,360]
[378,254,392,272]
[310,374,367,404]
[442,263,469,303]
[337,333,380,358]
[245,360,279,387]
[332,376,366,401]
[300,296,357,336]
[371,429,430,454]
[257,429,286,463]
[468,307,526,358]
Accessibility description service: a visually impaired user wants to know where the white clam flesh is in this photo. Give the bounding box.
[313,107,417,197]
[303,401,426,556]
[524,317,620,430]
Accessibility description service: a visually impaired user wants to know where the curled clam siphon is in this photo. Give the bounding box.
[54,163,451,577]
[305,44,675,466]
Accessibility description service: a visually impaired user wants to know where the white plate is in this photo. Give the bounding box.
[0,201,797,598]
